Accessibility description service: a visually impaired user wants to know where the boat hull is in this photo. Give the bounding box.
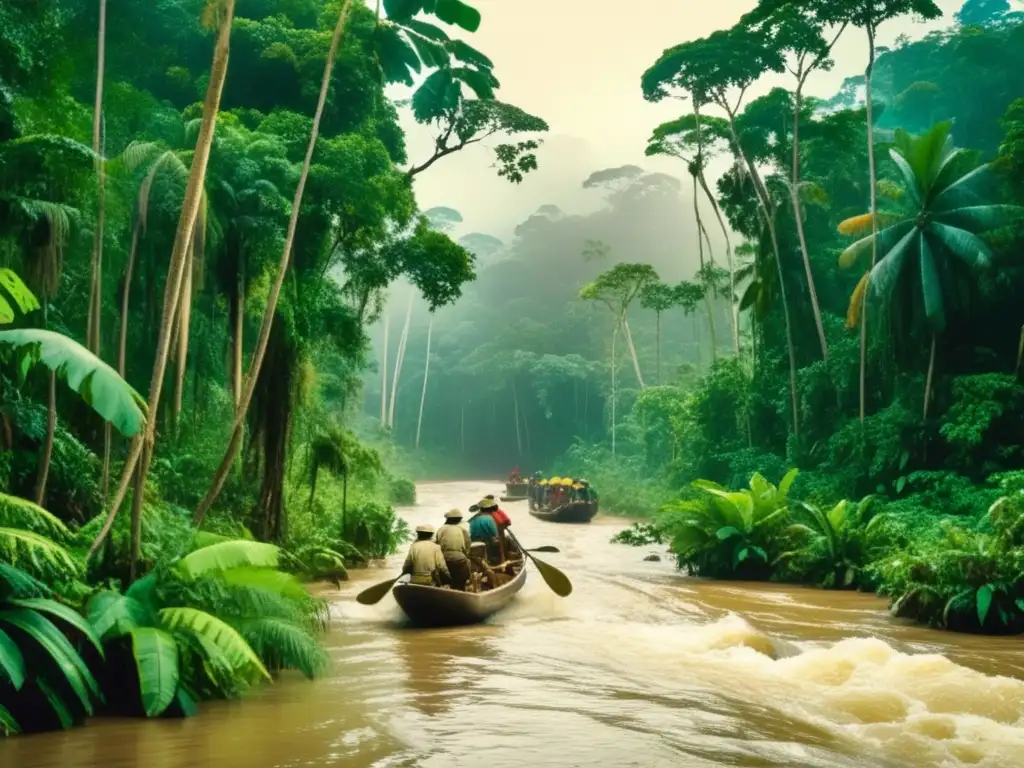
[500,495,528,502]
[529,500,599,524]
[506,482,529,497]
[392,566,527,627]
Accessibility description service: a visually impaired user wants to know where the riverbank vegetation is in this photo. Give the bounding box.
[369,1,1024,635]
[1,0,548,735]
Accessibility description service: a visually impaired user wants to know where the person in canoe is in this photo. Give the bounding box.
[435,509,472,591]
[402,525,451,587]
[508,466,521,484]
[478,497,512,561]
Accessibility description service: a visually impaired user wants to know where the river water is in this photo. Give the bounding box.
[4,480,1024,768]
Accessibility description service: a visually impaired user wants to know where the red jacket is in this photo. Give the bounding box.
[492,508,511,527]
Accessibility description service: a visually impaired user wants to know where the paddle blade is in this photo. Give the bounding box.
[527,545,560,553]
[356,576,400,606]
[529,554,573,597]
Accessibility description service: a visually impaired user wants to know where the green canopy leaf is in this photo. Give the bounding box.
[0,268,40,324]
[175,540,281,580]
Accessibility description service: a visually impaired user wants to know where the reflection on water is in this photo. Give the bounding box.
[3,480,1023,768]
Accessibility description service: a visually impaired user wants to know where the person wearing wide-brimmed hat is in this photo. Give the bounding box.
[435,509,471,590]
[402,524,450,586]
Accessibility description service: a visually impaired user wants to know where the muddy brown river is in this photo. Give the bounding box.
[4,481,1023,767]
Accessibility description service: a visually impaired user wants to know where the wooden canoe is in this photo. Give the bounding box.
[392,564,527,627]
[529,500,599,524]
[500,494,527,502]
[505,481,529,497]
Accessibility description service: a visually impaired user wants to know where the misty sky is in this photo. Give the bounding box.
[392,0,971,242]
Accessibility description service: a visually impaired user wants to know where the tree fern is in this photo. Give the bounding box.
[0,493,72,541]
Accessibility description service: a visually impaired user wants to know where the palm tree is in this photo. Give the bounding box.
[838,121,1024,419]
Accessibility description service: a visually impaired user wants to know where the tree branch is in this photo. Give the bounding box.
[406,133,490,178]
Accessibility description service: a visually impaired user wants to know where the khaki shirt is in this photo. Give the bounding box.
[435,522,470,561]
[403,540,448,581]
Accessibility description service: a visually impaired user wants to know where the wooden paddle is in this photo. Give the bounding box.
[355,545,561,606]
[507,531,572,597]
[356,574,408,605]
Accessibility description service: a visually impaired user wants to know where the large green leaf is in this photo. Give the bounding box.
[0,268,40,324]
[927,221,992,269]
[778,468,798,497]
[433,0,481,32]
[129,627,179,717]
[10,598,104,657]
[868,225,919,298]
[937,204,1024,233]
[447,39,493,69]
[411,68,459,122]
[159,607,270,681]
[0,702,18,735]
[86,591,149,641]
[175,541,280,580]
[376,25,422,85]
[382,0,423,22]
[0,609,97,712]
[0,329,147,437]
[976,584,994,627]
[0,627,26,689]
[453,66,497,99]
[888,147,922,207]
[919,233,945,333]
[403,18,450,41]
[403,29,450,69]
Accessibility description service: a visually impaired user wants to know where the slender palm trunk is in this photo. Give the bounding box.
[414,314,433,449]
[622,314,645,388]
[87,0,107,354]
[192,0,355,526]
[724,112,800,437]
[923,334,936,420]
[792,80,828,361]
[388,292,412,428]
[379,309,389,422]
[88,0,237,562]
[859,27,878,424]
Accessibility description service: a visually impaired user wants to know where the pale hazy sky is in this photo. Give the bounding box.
[390,0,968,242]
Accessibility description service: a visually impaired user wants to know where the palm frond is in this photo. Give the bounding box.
[175,541,281,580]
[231,616,329,679]
[0,493,73,541]
[0,528,80,581]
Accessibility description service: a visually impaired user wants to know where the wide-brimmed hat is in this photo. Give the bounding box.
[444,509,463,520]
[485,494,496,500]
[538,479,548,486]
[549,476,562,484]
[415,524,435,534]
[478,498,498,510]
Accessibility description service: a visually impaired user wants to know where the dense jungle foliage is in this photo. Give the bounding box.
[370,0,1024,634]
[0,0,551,735]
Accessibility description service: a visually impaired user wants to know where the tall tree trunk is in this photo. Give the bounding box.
[610,321,618,456]
[87,0,107,355]
[655,311,661,384]
[118,221,140,379]
[34,372,56,506]
[232,257,244,407]
[724,112,800,437]
[792,78,829,361]
[859,27,878,424]
[388,291,413,428]
[379,307,389,423]
[414,314,433,449]
[88,0,237,562]
[192,0,355,526]
[173,234,195,428]
[923,334,936,420]
[512,379,522,456]
[692,174,718,362]
[621,314,645,388]
[697,172,739,358]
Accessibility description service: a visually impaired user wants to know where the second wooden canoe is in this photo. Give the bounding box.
[528,500,599,524]
[392,564,527,627]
